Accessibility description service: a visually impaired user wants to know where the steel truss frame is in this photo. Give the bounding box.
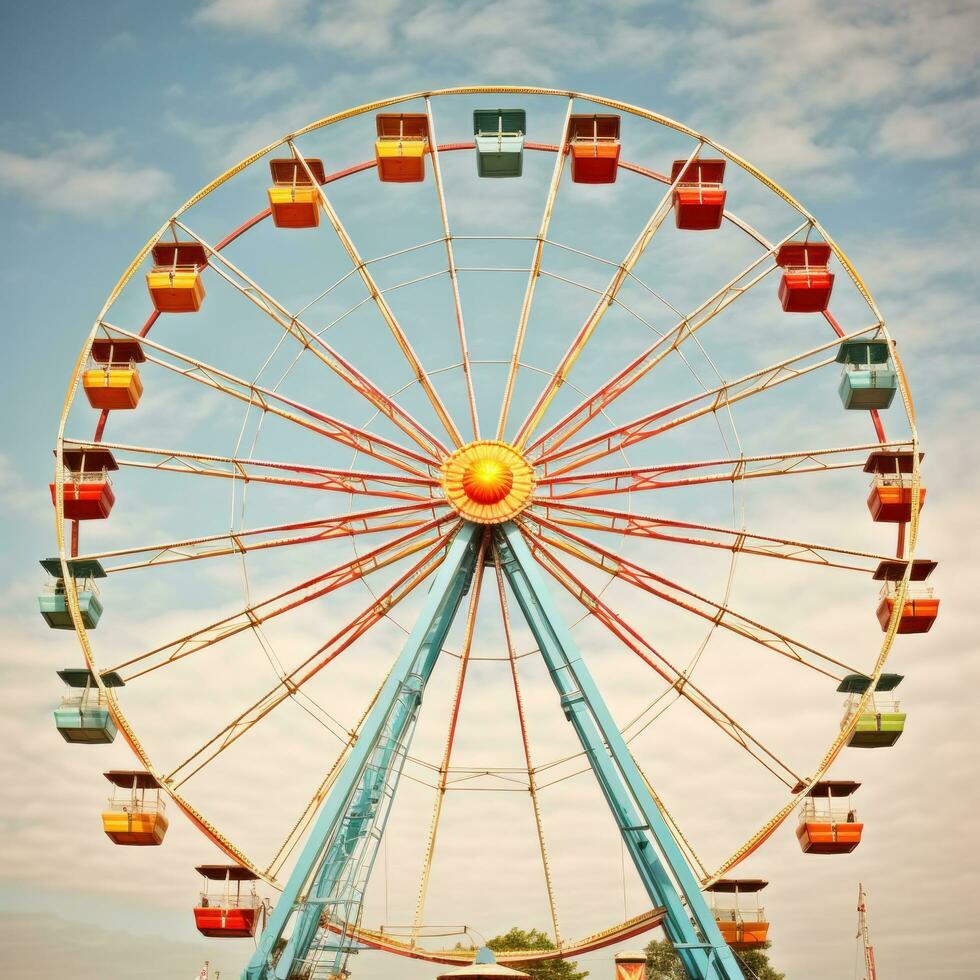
[49,87,925,980]
[245,521,744,980]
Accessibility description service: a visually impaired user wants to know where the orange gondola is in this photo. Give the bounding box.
[101,771,168,845]
[864,449,926,523]
[672,158,726,230]
[267,157,325,228]
[82,339,145,410]
[146,241,208,313]
[874,558,939,634]
[706,879,770,948]
[795,780,863,854]
[614,952,648,980]
[375,114,429,183]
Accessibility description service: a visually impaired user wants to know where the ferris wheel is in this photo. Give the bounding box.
[45,87,936,980]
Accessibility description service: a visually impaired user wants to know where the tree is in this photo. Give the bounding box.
[487,927,589,980]
[643,938,784,980]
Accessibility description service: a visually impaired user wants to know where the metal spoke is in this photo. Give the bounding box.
[535,322,885,475]
[100,324,437,477]
[288,142,464,450]
[411,530,489,945]
[173,219,448,461]
[525,220,810,457]
[522,513,858,679]
[425,97,480,441]
[77,500,448,573]
[512,140,705,450]
[535,500,893,573]
[535,439,913,498]
[112,516,456,679]
[493,546,562,945]
[165,524,460,789]
[496,97,574,441]
[61,439,439,499]
[516,525,802,787]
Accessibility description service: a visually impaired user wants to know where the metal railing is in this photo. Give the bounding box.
[711,906,767,923]
[59,468,112,485]
[59,691,110,709]
[197,892,261,911]
[870,473,914,489]
[41,578,100,596]
[880,582,934,600]
[104,797,167,814]
[799,804,858,823]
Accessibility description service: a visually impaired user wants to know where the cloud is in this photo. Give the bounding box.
[0,133,171,220]
[193,0,312,32]
[222,66,301,103]
[191,0,669,82]
[877,97,980,160]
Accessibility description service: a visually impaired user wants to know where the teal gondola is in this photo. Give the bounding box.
[473,109,526,178]
[54,668,124,744]
[836,338,897,410]
[38,557,105,629]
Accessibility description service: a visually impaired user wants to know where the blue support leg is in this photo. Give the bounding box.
[244,522,482,980]
[496,522,744,980]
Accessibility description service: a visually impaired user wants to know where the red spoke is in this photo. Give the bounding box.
[166,524,460,788]
[411,530,489,942]
[101,324,437,477]
[288,143,464,450]
[512,140,705,450]
[175,219,450,460]
[534,500,892,573]
[535,440,913,499]
[521,513,858,678]
[112,515,457,679]
[524,220,810,457]
[533,324,885,475]
[62,439,439,499]
[79,500,449,572]
[516,524,801,787]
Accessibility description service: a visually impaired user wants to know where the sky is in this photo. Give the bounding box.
[1,1,979,979]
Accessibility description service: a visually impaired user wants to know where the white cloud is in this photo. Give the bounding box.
[222,66,301,103]
[193,0,311,32]
[0,134,171,220]
[877,97,980,160]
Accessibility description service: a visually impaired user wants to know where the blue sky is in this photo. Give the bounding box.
[1,2,978,979]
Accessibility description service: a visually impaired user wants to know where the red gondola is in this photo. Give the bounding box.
[193,865,262,938]
[672,158,726,230]
[864,450,926,523]
[49,448,117,521]
[567,114,621,184]
[775,241,834,313]
[795,780,863,854]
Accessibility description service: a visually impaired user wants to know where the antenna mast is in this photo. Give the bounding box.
[857,883,877,980]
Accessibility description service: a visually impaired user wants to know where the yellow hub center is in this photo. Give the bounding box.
[462,458,514,505]
[441,441,535,525]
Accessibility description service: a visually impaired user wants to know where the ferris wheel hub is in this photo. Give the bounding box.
[441,440,535,524]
